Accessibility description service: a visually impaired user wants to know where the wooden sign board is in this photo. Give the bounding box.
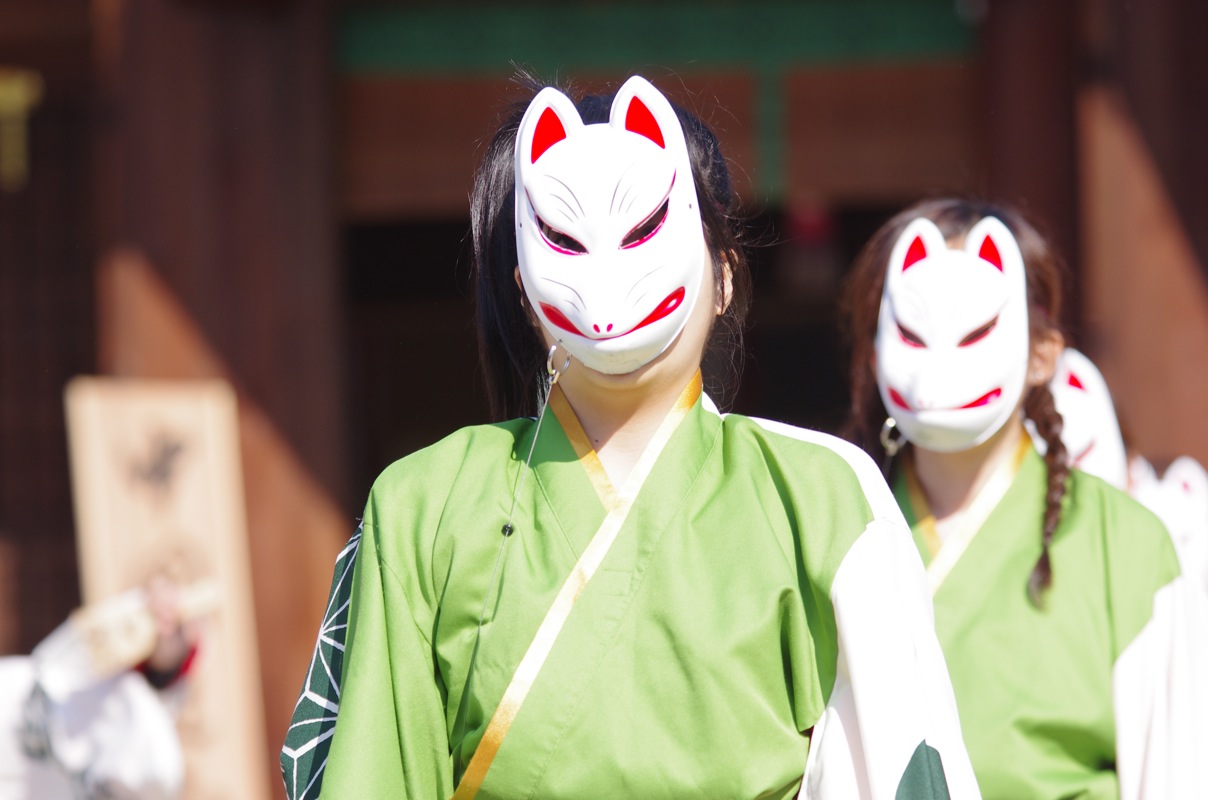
[65,377,270,800]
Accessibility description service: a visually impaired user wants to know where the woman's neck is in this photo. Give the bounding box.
[910,416,1026,523]
[556,367,695,488]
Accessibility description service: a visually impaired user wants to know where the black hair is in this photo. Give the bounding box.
[470,73,751,420]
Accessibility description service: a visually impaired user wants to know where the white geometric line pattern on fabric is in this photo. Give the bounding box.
[280,527,362,800]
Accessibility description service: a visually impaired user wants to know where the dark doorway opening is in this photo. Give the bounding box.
[343,218,487,502]
[341,204,903,500]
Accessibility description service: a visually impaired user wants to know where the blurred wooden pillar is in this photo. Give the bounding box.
[1075,0,1208,465]
[1114,0,1208,270]
[1078,88,1208,466]
[91,0,345,495]
[981,0,1081,329]
[0,0,94,654]
[92,1,346,797]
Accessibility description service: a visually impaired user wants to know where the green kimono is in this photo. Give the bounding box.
[282,387,977,799]
[896,445,1208,799]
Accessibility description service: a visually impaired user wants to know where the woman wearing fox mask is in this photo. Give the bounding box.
[841,198,1208,799]
[281,77,977,800]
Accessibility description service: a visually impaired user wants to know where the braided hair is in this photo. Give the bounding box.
[840,198,1070,606]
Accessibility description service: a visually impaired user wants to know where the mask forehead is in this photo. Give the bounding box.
[523,126,676,254]
[889,250,1010,347]
[875,215,1031,452]
[513,77,706,375]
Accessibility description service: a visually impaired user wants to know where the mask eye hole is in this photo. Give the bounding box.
[621,199,669,249]
[958,316,998,347]
[537,217,587,255]
[897,324,926,348]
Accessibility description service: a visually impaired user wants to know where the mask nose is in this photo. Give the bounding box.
[591,322,616,336]
[910,375,940,412]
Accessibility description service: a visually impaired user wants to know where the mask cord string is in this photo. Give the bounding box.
[477,345,570,624]
[453,346,570,763]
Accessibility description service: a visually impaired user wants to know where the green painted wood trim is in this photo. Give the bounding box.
[338,1,973,76]
[755,64,784,203]
[338,1,974,202]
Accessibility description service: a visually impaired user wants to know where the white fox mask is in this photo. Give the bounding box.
[1041,348,1128,489]
[514,76,705,375]
[876,216,1030,452]
[1131,455,1208,595]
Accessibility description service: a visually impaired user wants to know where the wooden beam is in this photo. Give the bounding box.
[0,1,89,49]
[981,0,1080,282]
[784,59,982,207]
[339,72,757,220]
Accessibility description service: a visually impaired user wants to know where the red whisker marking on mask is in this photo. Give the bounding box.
[959,387,1002,409]
[540,303,584,336]
[622,286,685,335]
[888,388,912,410]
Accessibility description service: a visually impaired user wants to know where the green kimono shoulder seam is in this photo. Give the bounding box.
[361,418,532,638]
[738,415,896,594]
[363,519,440,650]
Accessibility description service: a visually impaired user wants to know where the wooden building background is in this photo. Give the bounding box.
[1,1,1206,797]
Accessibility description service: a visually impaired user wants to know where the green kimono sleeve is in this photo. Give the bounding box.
[280,520,454,799]
[280,528,360,800]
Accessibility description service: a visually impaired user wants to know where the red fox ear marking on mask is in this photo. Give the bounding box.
[977,234,1004,271]
[530,107,567,163]
[902,236,927,271]
[623,96,665,149]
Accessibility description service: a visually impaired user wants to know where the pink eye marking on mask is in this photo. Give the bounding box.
[536,217,588,255]
[897,323,926,348]
[540,303,584,336]
[902,236,927,271]
[1073,441,1096,464]
[621,174,674,249]
[958,316,998,347]
[1067,371,1085,390]
[959,388,1002,409]
[887,387,912,410]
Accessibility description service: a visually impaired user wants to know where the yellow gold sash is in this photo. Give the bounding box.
[451,372,702,800]
[548,387,620,511]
